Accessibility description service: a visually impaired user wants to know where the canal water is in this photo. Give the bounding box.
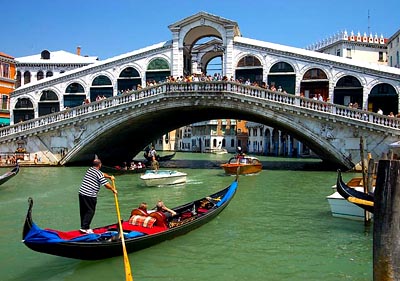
[0,153,372,281]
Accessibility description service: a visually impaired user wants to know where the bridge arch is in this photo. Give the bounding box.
[117,66,141,92]
[13,97,34,123]
[145,57,171,83]
[90,74,114,101]
[180,23,226,50]
[38,90,60,117]
[64,82,86,108]
[235,54,263,84]
[267,61,296,94]
[333,75,363,107]
[368,82,398,114]
[300,67,330,100]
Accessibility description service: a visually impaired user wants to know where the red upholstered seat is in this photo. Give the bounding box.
[130,208,148,217]
[149,211,168,228]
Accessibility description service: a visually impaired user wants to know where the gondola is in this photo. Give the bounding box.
[101,163,146,175]
[336,170,374,213]
[0,164,19,186]
[143,152,176,163]
[22,177,238,260]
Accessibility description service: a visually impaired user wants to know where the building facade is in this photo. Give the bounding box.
[0,52,16,126]
[306,30,388,66]
[387,29,400,68]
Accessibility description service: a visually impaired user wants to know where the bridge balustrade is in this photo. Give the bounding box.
[1,81,400,141]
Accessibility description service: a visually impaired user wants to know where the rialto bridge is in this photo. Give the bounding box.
[5,12,400,168]
[2,81,400,169]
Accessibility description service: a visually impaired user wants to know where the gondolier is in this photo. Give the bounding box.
[79,158,116,234]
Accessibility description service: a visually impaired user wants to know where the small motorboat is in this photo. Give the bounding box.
[220,155,262,175]
[22,177,238,260]
[0,163,20,186]
[140,170,187,186]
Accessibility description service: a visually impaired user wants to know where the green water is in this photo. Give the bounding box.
[0,153,372,281]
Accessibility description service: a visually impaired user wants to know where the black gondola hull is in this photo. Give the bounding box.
[336,170,374,213]
[0,164,19,186]
[22,179,237,260]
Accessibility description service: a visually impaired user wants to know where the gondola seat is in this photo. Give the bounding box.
[149,211,168,228]
[130,208,148,217]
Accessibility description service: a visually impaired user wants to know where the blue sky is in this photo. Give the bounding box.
[3,0,399,60]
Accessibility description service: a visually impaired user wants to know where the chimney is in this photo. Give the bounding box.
[77,46,81,56]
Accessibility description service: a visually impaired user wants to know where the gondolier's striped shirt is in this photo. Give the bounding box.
[79,167,108,197]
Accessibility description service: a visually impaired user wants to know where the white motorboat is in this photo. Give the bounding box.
[140,170,187,187]
[326,189,366,220]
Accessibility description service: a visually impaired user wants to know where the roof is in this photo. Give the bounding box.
[234,36,400,75]
[0,52,14,59]
[14,41,171,91]
[15,50,98,64]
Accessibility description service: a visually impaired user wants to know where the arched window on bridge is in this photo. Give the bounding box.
[146,58,170,84]
[118,67,141,93]
[23,71,31,85]
[235,55,263,85]
[38,90,60,117]
[16,71,21,88]
[300,68,328,101]
[268,62,295,94]
[13,98,34,123]
[64,82,86,108]
[46,71,53,78]
[333,75,362,107]
[37,71,44,81]
[90,75,113,101]
[368,83,398,115]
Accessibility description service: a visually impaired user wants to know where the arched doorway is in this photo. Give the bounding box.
[300,68,329,100]
[117,67,141,92]
[64,82,86,108]
[38,90,59,117]
[13,98,34,123]
[90,75,113,101]
[333,75,363,107]
[368,83,398,115]
[235,55,263,85]
[268,62,296,94]
[146,58,170,83]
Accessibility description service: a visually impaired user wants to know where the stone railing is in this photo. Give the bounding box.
[1,81,399,140]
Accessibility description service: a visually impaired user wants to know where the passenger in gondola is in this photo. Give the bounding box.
[149,200,177,228]
[130,202,149,217]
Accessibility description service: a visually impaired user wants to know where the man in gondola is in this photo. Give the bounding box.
[78,158,117,234]
[149,146,159,171]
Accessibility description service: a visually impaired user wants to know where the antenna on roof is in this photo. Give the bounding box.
[367,9,370,35]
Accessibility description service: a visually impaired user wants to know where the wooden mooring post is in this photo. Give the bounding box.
[373,160,400,280]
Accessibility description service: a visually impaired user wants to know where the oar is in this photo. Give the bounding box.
[112,178,134,281]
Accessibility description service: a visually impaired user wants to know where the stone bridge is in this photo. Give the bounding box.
[1,81,399,169]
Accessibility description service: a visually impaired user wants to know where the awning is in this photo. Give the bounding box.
[0,117,10,126]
